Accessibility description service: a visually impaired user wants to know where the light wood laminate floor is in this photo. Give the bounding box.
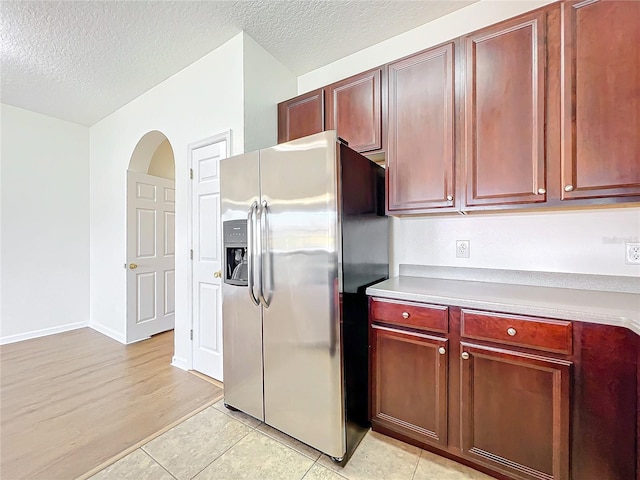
[0,328,223,480]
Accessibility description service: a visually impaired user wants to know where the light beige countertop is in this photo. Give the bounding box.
[366,275,640,336]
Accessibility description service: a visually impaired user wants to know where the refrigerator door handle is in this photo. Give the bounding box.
[247,201,260,306]
[258,200,270,308]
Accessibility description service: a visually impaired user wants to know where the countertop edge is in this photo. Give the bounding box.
[366,279,640,337]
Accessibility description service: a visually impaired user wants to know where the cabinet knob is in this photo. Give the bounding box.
[537,188,546,195]
[564,185,574,192]
[438,347,446,355]
[401,312,410,319]
[447,195,453,201]
[507,327,517,336]
[461,352,470,360]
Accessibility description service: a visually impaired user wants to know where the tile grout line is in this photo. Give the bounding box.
[410,449,423,480]
[140,448,179,480]
[310,453,349,480]
[195,424,321,478]
[213,404,263,430]
[260,430,326,465]
[187,427,256,479]
[300,461,316,480]
[209,410,324,464]
[247,430,326,480]
[76,392,224,480]
[254,424,322,462]
[141,444,185,480]
[317,458,351,480]
[301,456,347,480]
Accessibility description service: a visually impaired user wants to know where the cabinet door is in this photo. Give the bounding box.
[326,68,383,153]
[387,44,455,213]
[277,89,324,143]
[460,343,571,480]
[463,12,547,207]
[371,325,448,447]
[560,0,640,200]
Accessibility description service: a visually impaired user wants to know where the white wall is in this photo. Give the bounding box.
[89,32,293,368]
[394,208,640,277]
[89,34,245,364]
[1,104,90,343]
[242,33,297,151]
[297,0,640,279]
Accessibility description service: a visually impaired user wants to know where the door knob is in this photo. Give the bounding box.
[214,271,221,278]
[129,263,138,270]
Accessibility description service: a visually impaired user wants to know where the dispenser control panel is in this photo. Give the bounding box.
[223,219,247,246]
[223,220,248,286]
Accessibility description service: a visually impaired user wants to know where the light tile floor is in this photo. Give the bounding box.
[90,400,496,480]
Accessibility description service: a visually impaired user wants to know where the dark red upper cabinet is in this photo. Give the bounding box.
[463,12,547,208]
[325,68,384,153]
[277,88,324,144]
[387,43,456,213]
[559,0,640,200]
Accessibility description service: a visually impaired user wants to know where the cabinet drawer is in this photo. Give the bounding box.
[371,298,448,333]
[460,309,572,354]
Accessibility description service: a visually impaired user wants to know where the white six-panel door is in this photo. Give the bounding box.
[189,133,229,381]
[126,171,176,343]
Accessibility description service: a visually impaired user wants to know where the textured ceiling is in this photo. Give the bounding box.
[1,0,476,126]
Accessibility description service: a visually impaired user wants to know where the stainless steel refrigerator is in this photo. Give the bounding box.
[220,130,388,463]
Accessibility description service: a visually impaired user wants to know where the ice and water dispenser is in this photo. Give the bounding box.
[223,220,248,286]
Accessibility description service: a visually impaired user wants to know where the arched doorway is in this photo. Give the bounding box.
[126,131,176,343]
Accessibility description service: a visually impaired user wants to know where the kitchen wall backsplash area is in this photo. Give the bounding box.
[391,206,640,278]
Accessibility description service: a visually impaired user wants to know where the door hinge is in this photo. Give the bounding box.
[189,168,193,180]
[190,249,193,260]
[190,329,193,341]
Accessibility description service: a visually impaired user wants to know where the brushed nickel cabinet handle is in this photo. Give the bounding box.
[564,185,574,192]
[402,312,410,319]
[537,188,546,194]
[507,327,517,336]
[447,195,453,201]
[461,352,470,360]
[438,347,446,355]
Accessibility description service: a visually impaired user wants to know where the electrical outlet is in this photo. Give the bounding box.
[456,240,470,258]
[626,243,640,264]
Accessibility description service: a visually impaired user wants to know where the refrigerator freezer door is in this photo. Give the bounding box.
[259,131,346,457]
[220,151,264,421]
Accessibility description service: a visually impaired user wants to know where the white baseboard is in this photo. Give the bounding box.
[171,355,191,371]
[89,322,126,344]
[0,321,88,345]
[124,336,151,345]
